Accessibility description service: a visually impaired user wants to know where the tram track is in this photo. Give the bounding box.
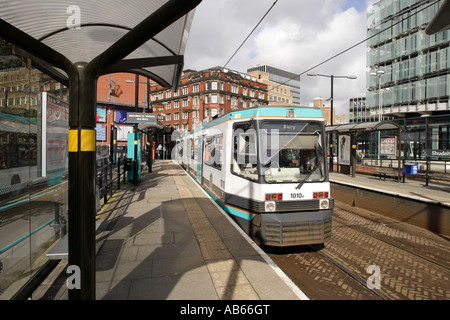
[331,205,450,272]
[266,201,450,300]
[310,243,396,300]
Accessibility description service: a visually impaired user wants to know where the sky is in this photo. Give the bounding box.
[184,0,378,118]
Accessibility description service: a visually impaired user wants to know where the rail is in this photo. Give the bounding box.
[96,158,128,206]
[46,158,130,261]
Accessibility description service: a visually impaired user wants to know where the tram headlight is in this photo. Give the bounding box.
[319,199,329,210]
[265,201,276,212]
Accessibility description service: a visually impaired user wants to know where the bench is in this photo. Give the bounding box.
[46,222,101,260]
[371,169,396,181]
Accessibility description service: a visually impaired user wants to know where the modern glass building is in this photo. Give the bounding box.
[247,64,301,106]
[366,0,450,119]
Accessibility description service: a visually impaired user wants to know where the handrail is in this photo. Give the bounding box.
[96,158,128,206]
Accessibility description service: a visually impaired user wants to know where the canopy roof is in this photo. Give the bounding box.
[326,121,401,133]
[0,0,199,88]
[426,0,450,35]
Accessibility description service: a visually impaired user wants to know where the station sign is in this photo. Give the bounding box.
[127,113,157,124]
[423,149,450,157]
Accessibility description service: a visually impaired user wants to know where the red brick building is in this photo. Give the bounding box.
[150,66,269,132]
[96,72,152,158]
[95,67,268,159]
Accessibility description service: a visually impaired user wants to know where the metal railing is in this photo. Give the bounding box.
[96,157,128,206]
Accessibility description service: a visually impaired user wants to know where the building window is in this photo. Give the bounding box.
[193,96,199,106]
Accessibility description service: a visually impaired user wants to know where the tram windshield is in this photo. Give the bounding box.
[260,121,326,184]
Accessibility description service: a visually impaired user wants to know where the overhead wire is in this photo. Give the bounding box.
[268,0,441,94]
[223,0,278,69]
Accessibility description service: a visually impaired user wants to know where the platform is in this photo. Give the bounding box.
[329,171,450,206]
[35,160,305,300]
[329,170,450,238]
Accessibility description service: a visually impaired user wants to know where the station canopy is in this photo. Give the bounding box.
[326,121,401,133]
[0,0,197,88]
[426,0,450,35]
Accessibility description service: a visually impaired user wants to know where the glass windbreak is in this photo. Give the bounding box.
[260,121,326,184]
[0,38,68,299]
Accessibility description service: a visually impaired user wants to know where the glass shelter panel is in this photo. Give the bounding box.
[0,38,68,299]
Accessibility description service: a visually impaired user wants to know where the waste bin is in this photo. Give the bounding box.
[403,163,418,175]
[124,158,133,171]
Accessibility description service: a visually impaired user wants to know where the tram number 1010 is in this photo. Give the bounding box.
[290,193,304,199]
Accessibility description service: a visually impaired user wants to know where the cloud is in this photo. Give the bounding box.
[185,0,371,117]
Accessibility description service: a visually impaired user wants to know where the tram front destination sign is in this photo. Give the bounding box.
[127,113,157,123]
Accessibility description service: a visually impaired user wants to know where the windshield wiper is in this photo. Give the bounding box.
[295,164,317,190]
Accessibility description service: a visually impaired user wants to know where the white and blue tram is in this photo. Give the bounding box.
[173,106,333,246]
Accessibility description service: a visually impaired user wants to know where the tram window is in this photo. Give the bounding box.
[232,123,258,181]
[190,138,195,160]
[205,134,222,170]
[261,121,326,184]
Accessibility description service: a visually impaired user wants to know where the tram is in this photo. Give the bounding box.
[173,106,333,247]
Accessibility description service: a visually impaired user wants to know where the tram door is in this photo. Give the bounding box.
[196,136,204,184]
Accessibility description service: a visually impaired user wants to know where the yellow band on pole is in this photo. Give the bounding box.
[69,130,78,152]
[80,129,96,152]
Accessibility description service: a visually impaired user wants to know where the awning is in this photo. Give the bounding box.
[326,121,401,133]
[426,0,450,35]
[0,0,199,89]
[138,122,164,131]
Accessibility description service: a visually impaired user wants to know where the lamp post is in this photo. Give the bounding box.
[369,69,385,122]
[307,73,357,172]
[369,69,385,166]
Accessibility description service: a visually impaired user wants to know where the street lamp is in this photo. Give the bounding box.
[369,69,385,121]
[307,73,357,172]
[370,69,389,166]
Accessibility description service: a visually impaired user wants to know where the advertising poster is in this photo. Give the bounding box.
[96,105,106,123]
[338,134,350,165]
[381,137,396,155]
[116,125,133,141]
[115,108,129,124]
[96,123,106,141]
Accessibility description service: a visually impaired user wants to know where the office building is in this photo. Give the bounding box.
[247,64,300,106]
[247,68,292,105]
[349,97,372,123]
[366,0,450,118]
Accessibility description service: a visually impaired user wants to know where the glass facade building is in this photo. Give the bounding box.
[366,0,450,118]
